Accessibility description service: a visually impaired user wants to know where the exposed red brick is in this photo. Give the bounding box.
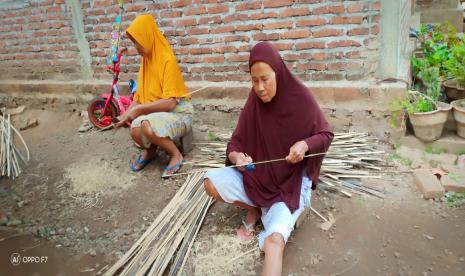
[236,1,262,11]
[345,51,361,59]
[184,6,207,16]
[179,38,199,45]
[327,40,361,48]
[371,1,381,11]
[348,27,369,36]
[327,61,362,71]
[171,0,192,8]
[347,3,365,13]
[312,52,331,60]
[263,21,293,30]
[189,47,213,55]
[280,7,310,17]
[46,6,62,12]
[160,11,182,18]
[252,32,279,41]
[312,4,344,15]
[236,24,262,31]
[296,18,326,27]
[186,28,209,35]
[198,37,223,44]
[214,65,238,72]
[330,16,364,25]
[208,4,229,14]
[159,20,174,27]
[223,14,249,24]
[295,0,321,3]
[195,16,220,24]
[202,56,225,63]
[210,25,236,34]
[263,0,294,8]
[191,66,214,73]
[126,4,146,12]
[227,54,249,62]
[94,0,111,8]
[212,45,238,53]
[176,18,197,27]
[280,30,310,39]
[249,12,279,20]
[312,28,343,38]
[296,41,325,50]
[224,35,251,42]
[371,25,380,35]
[296,62,326,71]
[274,42,293,50]
[238,45,251,52]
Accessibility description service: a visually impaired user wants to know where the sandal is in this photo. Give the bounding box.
[161,160,184,178]
[130,154,155,172]
[236,219,255,241]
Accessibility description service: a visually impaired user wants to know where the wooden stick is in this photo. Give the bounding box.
[310,206,328,222]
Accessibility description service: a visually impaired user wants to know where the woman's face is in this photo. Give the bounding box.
[127,33,149,57]
[250,61,277,103]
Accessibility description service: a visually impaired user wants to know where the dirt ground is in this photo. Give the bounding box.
[0,106,465,276]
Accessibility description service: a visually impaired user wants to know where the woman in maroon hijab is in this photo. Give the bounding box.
[204,42,333,275]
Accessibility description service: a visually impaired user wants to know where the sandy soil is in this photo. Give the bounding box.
[0,107,464,276]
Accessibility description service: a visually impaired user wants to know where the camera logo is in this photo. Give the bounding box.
[10,253,21,266]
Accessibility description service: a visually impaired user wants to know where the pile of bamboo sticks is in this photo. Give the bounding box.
[0,113,30,179]
[104,172,212,276]
[188,133,387,198]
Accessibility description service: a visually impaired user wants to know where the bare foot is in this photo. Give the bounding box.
[237,207,261,241]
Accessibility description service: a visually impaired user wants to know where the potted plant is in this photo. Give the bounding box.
[451,99,465,138]
[412,23,457,87]
[393,66,451,142]
[444,38,465,100]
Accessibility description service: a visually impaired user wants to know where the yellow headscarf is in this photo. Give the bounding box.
[126,14,189,104]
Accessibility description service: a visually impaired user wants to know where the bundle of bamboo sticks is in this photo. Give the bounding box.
[104,172,212,276]
[0,113,30,179]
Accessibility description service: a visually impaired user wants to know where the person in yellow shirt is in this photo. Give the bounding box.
[116,14,193,176]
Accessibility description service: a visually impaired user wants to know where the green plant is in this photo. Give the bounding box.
[425,145,448,154]
[413,23,459,80]
[445,191,465,208]
[388,153,412,167]
[445,38,465,88]
[208,131,220,141]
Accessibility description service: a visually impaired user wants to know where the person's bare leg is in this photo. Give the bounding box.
[204,178,224,202]
[141,121,182,170]
[130,126,157,170]
[262,233,285,276]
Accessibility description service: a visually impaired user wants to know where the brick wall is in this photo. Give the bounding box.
[0,0,82,80]
[0,0,381,82]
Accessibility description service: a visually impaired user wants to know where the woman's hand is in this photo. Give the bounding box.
[286,141,309,164]
[115,105,140,128]
[229,152,253,172]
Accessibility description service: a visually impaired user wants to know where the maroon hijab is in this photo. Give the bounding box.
[227,42,333,212]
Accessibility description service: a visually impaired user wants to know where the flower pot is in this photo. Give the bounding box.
[443,79,465,100]
[409,102,451,142]
[451,99,465,138]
